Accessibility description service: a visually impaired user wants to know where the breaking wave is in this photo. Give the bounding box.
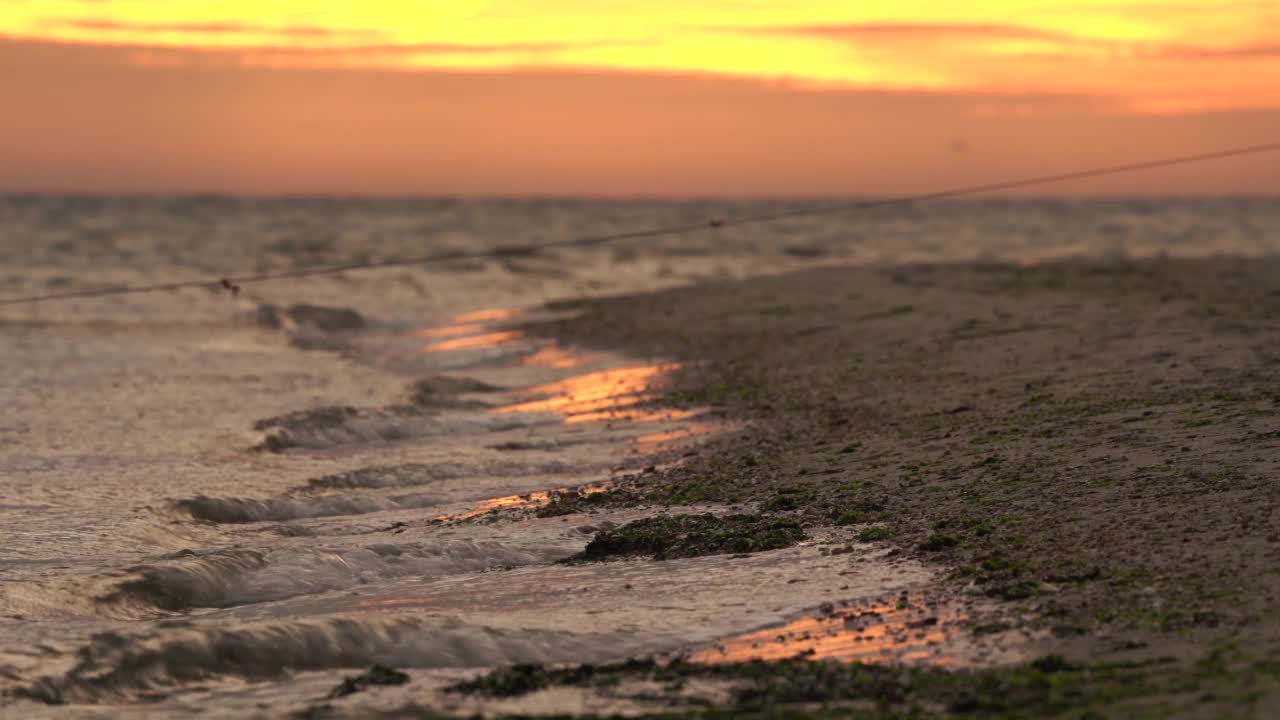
[172,459,586,524]
[96,539,577,612]
[250,406,538,452]
[24,615,623,704]
[172,492,440,524]
[296,460,578,494]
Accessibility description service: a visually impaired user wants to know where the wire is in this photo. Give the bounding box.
[3,141,1277,308]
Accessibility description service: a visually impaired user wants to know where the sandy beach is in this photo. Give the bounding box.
[503,255,1280,717]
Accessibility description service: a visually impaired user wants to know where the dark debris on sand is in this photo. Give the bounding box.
[326,664,410,699]
[409,375,504,409]
[572,513,806,562]
[445,655,1213,718]
[256,303,369,333]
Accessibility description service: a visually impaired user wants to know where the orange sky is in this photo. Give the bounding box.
[1,1,1277,196]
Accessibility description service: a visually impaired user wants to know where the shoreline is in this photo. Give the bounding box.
[503,254,1280,716]
[4,252,1280,718]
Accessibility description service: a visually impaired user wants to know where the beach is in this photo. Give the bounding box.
[2,197,1280,717]
[532,257,1280,693]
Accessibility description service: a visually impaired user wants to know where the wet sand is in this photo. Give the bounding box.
[2,296,980,718]
[517,255,1280,717]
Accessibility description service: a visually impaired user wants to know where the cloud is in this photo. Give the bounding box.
[1156,43,1280,59]
[723,21,1280,65]
[42,17,641,58]
[4,33,1277,197]
[265,40,603,57]
[724,22,1079,44]
[18,23,611,62]
[50,18,385,41]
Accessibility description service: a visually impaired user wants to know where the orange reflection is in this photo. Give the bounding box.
[688,595,968,667]
[507,391,652,416]
[451,308,521,324]
[520,345,599,370]
[569,407,703,425]
[490,365,674,419]
[432,480,613,523]
[633,421,718,451]
[423,330,525,352]
[420,323,489,339]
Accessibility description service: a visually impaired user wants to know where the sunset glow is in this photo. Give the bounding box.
[1,1,1277,195]
[5,1,1278,110]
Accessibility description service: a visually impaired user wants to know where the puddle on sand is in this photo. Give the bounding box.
[686,594,1029,668]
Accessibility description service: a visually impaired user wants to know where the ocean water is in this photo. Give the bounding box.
[0,196,1277,716]
[3,196,1278,277]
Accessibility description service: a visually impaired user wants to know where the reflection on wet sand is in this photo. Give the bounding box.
[419,310,697,427]
[432,480,614,522]
[687,595,979,667]
[568,406,702,424]
[631,421,721,453]
[423,330,526,353]
[415,308,713,449]
[490,365,698,424]
[450,308,522,324]
[420,323,490,339]
[520,345,599,369]
[415,308,717,532]
[419,307,528,353]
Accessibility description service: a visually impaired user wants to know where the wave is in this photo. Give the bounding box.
[298,463,465,493]
[173,458,584,523]
[23,615,622,705]
[296,460,577,494]
[96,539,575,612]
[171,492,440,524]
[250,406,535,452]
[97,549,267,613]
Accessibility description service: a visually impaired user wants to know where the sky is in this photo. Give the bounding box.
[1,1,1278,196]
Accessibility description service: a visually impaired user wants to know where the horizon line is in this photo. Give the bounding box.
[3,189,1279,202]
